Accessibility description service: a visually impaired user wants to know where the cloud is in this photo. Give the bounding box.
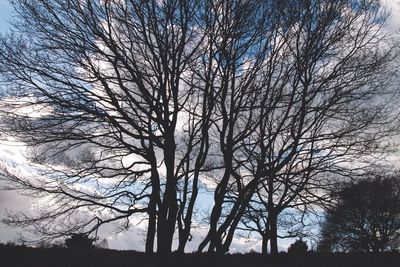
[0,186,34,243]
[383,0,400,33]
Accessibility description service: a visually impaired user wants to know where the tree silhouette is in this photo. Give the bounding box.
[288,239,308,254]
[0,0,398,255]
[209,0,399,254]
[319,173,400,252]
[0,0,212,255]
[65,233,95,249]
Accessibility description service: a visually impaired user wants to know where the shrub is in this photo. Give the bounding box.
[65,233,96,249]
[288,239,308,254]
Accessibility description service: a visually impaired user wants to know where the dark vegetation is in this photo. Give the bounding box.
[64,233,96,249]
[287,239,308,254]
[1,244,400,267]
[319,175,400,252]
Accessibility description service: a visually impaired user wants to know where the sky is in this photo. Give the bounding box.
[0,0,24,246]
[0,0,13,34]
[0,0,399,253]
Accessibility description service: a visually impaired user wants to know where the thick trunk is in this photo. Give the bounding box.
[177,231,188,254]
[261,231,269,255]
[157,130,177,255]
[145,187,158,253]
[145,205,156,254]
[146,148,160,254]
[269,214,278,254]
[157,184,178,254]
[157,182,178,254]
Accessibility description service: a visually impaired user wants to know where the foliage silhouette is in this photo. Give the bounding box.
[288,239,308,254]
[319,174,400,252]
[64,233,95,249]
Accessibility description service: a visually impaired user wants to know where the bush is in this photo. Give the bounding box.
[288,239,308,254]
[65,233,96,249]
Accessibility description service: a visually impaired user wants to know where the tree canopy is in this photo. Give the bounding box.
[0,0,399,255]
[319,174,400,252]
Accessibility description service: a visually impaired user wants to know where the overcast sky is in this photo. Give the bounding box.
[0,0,399,252]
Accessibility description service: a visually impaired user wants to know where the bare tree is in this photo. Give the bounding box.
[237,0,400,253]
[0,0,398,256]
[239,191,316,254]
[198,0,398,254]
[0,0,211,255]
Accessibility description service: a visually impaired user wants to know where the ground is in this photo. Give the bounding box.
[1,245,399,267]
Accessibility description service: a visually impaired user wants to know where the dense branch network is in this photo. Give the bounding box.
[0,0,398,255]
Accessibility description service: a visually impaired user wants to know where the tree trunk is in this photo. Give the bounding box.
[261,232,269,255]
[177,182,198,254]
[216,184,258,254]
[177,232,187,254]
[146,150,160,254]
[145,184,158,254]
[269,213,278,254]
[198,170,231,253]
[157,129,178,255]
[145,206,156,254]
[157,185,177,255]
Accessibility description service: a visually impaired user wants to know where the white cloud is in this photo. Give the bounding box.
[383,0,400,33]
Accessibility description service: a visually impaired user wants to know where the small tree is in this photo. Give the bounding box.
[288,239,308,254]
[319,174,400,252]
[65,233,96,249]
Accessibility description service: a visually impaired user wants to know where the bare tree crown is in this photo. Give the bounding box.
[0,0,398,254]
